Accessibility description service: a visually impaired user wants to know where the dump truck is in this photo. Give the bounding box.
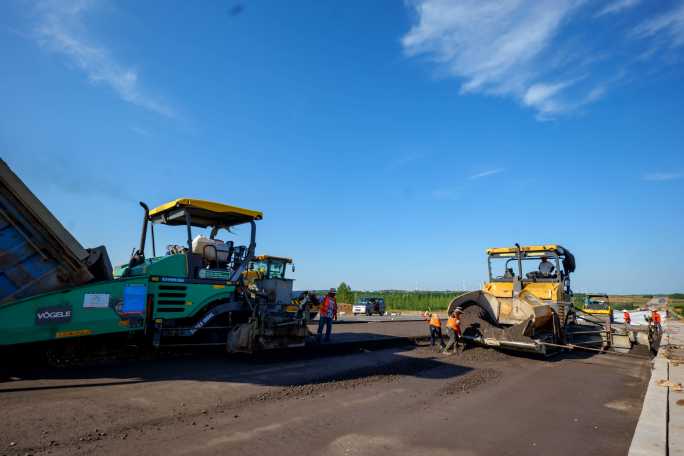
[0,161,112,304]
[447,244,577,354]
[0,159,307,356]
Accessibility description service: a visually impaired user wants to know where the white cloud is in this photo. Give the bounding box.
[522,80,576,115]
[595,0,641,17]
[34,0,174,117]
[523,79,609,118]
[585,85,606,102]
[469,168,504,180]
[643,172,684,181]
[402,0,588,117]
[633,2,684,47]
[402,1,684,118]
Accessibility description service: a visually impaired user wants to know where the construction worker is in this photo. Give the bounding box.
[424,310,445,350]
[652,309,662,332]
[623,310,631,325]
[317,288,337,343]
[444,307,463,354]
[539,256,555,275]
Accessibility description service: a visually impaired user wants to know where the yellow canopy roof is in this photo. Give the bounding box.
[487,244,576,273]
[253,255,293,263]
[149,198,262,228]
[487,245,559,255]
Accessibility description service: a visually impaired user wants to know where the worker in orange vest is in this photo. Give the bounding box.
[424,310,445,350]
[652,309,662,332]
[623,310,631,325]
[316,288,337,343]
[444,307,463,354]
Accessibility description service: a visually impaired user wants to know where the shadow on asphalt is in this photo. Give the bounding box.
[4,330,639,393]
[0,334,474,393]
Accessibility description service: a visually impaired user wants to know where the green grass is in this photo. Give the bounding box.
[330,288,684,312]
[341,290,466,311]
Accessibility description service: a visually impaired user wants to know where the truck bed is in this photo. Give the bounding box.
[0,159,96,304]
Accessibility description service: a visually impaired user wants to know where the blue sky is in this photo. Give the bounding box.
[1,0,683,294]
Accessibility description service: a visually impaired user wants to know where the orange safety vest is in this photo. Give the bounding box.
[447,316,460,332]
[429,314,441,328]
[320,296,336,318]
[623,311,631,323]
[653,311,661,324]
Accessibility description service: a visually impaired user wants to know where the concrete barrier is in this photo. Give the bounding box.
[629,319,681,455]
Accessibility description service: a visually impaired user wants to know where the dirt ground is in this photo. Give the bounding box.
[0,321,651,456]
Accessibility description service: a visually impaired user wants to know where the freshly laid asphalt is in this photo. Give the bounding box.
[0,320,651,456]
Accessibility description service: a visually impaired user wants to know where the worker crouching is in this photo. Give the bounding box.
[424,311,445,350]
[444,307,463,354]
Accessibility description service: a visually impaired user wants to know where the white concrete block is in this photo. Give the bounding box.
[629,356,668,455]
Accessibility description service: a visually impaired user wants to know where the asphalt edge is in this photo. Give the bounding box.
[628,325,669,456]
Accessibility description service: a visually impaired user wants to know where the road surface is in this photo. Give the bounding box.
[0,321,651,456]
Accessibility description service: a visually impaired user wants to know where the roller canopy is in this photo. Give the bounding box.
[253,255,293,263]
[486,244,575,273]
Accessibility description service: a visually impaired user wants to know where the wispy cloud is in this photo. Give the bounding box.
[402,0,588,117]
[402,0,684,118]
[469,168,503,180]
[643,172,684,181]
[595,0,641,18]
[33,0,175,117]
[633,2,684,47]
[522,80,578,116]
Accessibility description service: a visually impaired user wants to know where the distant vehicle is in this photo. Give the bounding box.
[584,294,612,319]
[353,297,385,316]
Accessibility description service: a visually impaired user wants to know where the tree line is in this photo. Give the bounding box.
[334,282,465,311]
[331,287,684,311]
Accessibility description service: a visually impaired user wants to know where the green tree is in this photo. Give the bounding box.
[337,282,353,303]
